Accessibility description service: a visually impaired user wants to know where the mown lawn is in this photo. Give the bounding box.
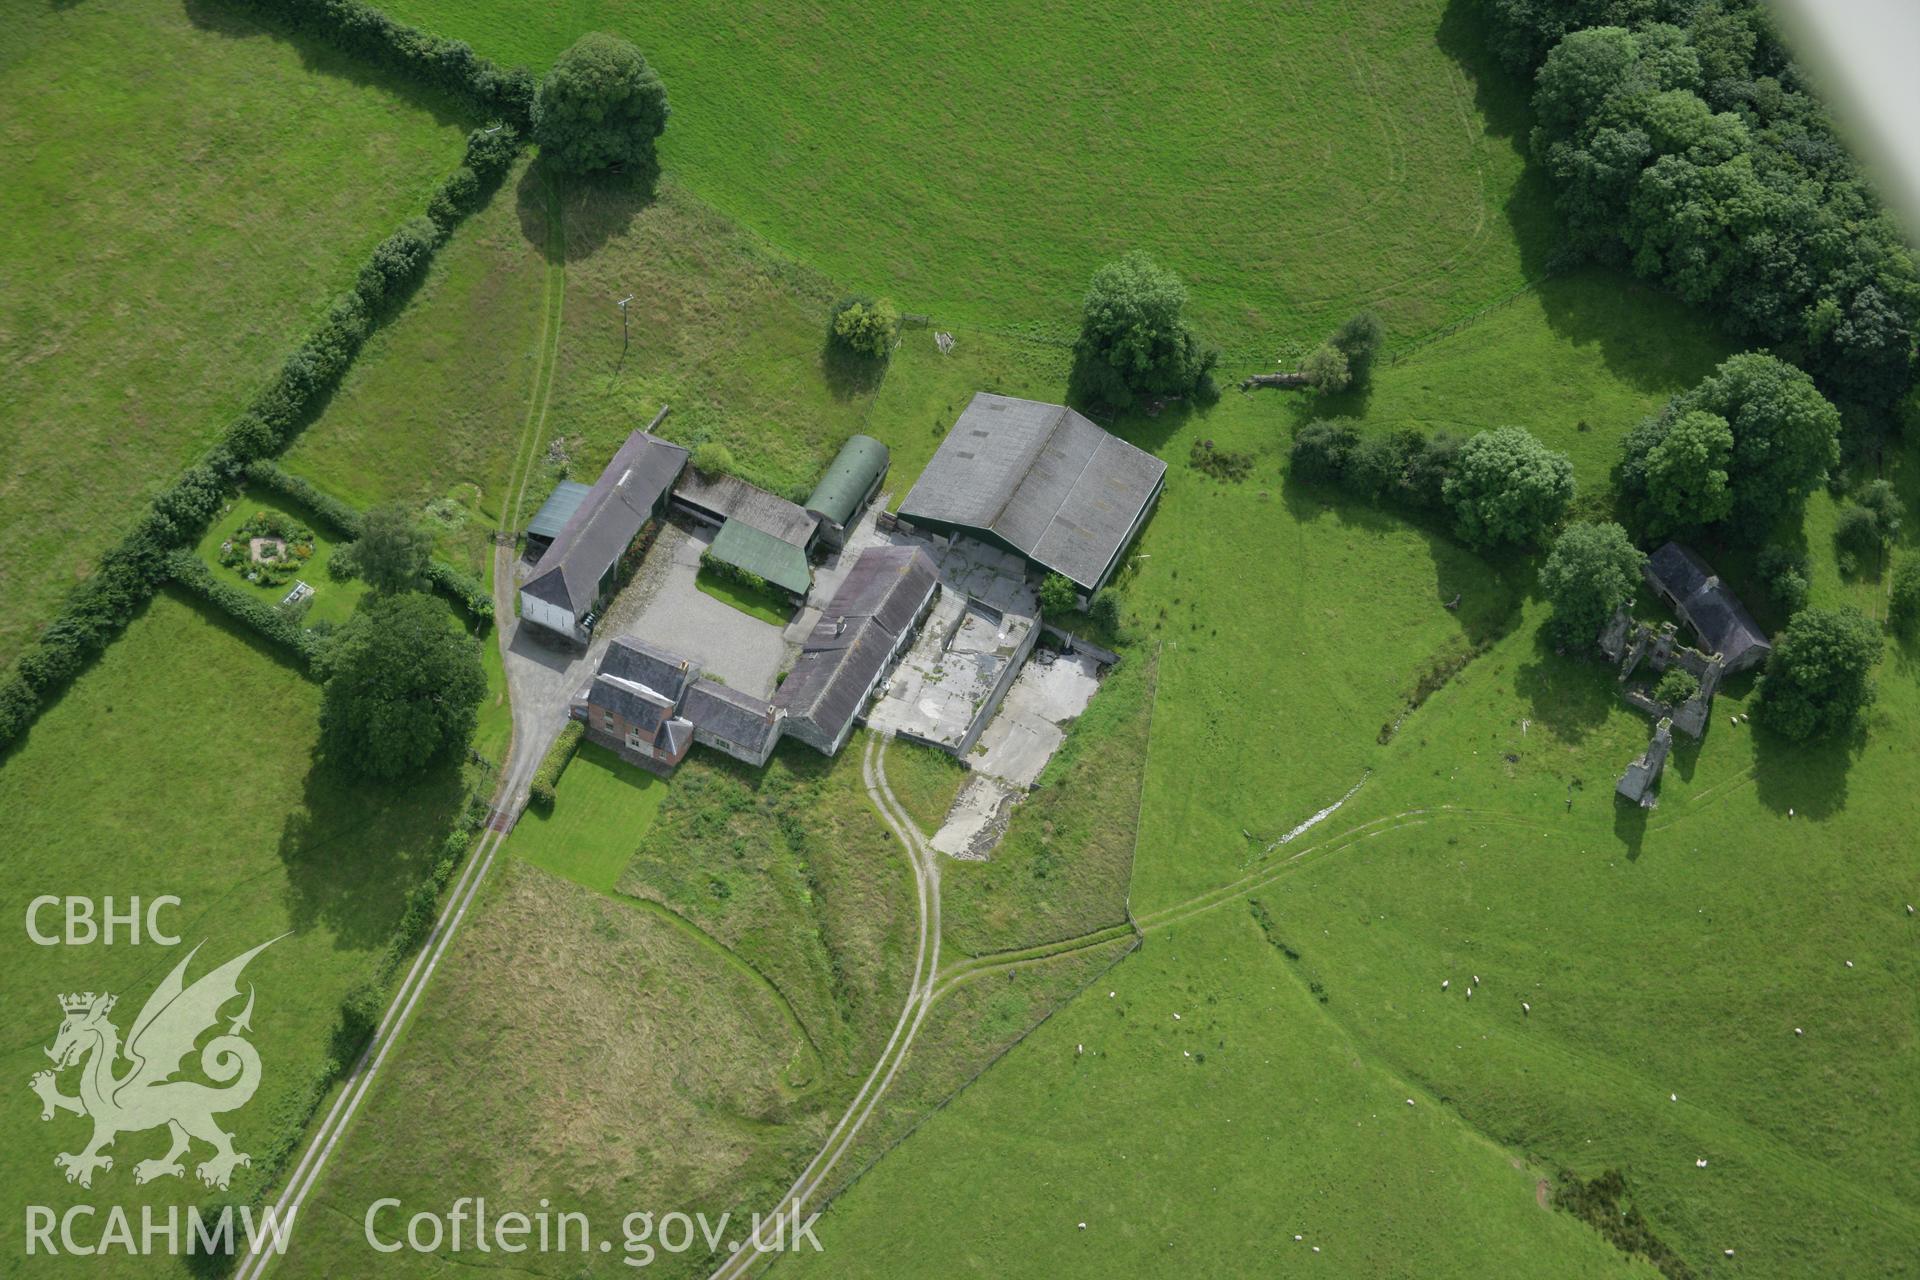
[696,566,794,626]
[507,741,668,892]
[379,0,1543,354]
[0,0,466,667]
[0,594,467,1274]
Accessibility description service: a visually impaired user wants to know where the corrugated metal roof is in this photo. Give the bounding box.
[675,470,818,547]
[898,393,1166,589]
[707,519,813,596]
[523,431,687,614]
[526,481,592,540]
[805,434,890,527]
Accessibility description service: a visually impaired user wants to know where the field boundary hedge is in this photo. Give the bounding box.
[164,551,327,672]
[227,0,534,128]
[528,720,585,810]
[0,9,524,753]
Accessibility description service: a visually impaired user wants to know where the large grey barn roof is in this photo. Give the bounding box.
[523,432,687,615]
[774,620,897,740]
[898,393,1167,589]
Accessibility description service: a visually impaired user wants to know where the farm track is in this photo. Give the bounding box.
[237,184,571,1279]
[706,733,941,1278]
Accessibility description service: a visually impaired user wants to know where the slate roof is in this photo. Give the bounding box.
[523,432,687,616]
[684,678,778,748]
[591,674,675,735]
[675,470,818,547]
[898,393,1167,590]
[526,480,592,541]
[598,636,695,704]
[1645,542,1770,668]
[707,519,813,597]
[774,545,940,745]
[774,619,899,739]
[806,544,939,644]
[806,435,889,528]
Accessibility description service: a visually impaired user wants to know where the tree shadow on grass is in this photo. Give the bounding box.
[276,753,466,950]
[1751,720,1860,821]
[1514,626,1618,746]
[820,342,888,401]
[518,156,659,265]
[180,0,475,132]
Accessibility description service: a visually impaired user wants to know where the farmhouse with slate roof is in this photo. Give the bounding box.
[898,393,1166,596]
[774,544,941,754]
[520,430,687,646]
[572,636,782,772]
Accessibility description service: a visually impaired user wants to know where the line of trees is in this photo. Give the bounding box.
[1493,1,1919,409]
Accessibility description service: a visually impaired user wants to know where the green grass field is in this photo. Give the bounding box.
[0,594,467,1276]
[378,0,1543,355]
[0,0,465,667]
[281,735,918,1276]
[280,155,551,579]
[508,741,668,891]
[8,0,1909,1272]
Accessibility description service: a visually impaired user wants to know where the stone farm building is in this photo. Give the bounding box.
[1644,542,1772,672]
[673,467,820,599]
[774,545,941,754]
[898,393,1167,597]
[572,636,782,773]
[519,430,687,646]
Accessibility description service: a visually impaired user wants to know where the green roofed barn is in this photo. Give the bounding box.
[706,519,813,598]
[806,434,890,548]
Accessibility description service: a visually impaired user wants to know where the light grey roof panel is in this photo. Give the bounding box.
[675,470,818,547]
[898,393,1166,589]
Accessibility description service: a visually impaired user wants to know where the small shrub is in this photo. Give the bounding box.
[1038,573,1079,616]
[1654,667,1699,705]
[1757,545,1811,615]
[1188,438,1253,482]
[333,981,383,1060]
[692,441,734,477]
[828,295,899,362]
[1889,557,1920,637]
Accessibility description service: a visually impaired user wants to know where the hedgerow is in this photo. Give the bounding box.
[529,720,586,811]
[226,0,535,127]
[164,551,327,671]
[0,45,522,752]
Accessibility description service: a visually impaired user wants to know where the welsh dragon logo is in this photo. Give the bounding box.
[30,937,281,1190]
